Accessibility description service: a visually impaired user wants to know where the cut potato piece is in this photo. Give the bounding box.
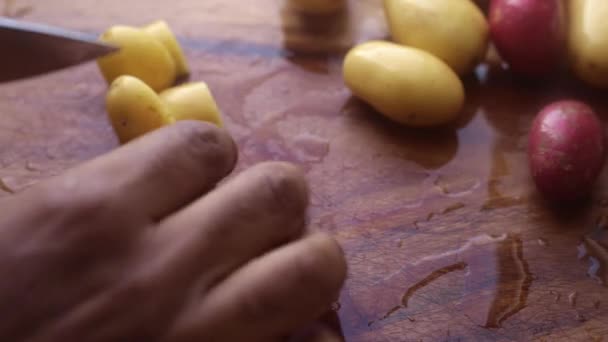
[142,20,190,77]
[106,75,173,143]
[160,82,223,127]
[98,26,176,92]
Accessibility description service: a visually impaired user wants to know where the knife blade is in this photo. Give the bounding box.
[0,17,118,82]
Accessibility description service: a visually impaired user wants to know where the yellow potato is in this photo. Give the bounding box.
[383,0,488,75]
[160,82,223,127]
[106,76,173,144]
[98,26,176,92]
[568,0,608,88]
[142,20,190,77]
[343,41,464,127]
[289,0,345,14]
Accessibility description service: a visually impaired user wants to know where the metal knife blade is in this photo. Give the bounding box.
[0,17,118,82]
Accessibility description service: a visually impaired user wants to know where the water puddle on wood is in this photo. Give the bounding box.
[0,177,15,194]
[577,215,608,286]
[291,133,330,163]
[368,233,533,329]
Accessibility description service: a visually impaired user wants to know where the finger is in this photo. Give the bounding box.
[32,121,237,221]
[289,325,344,342]
[305,329,343,342]
[165,233,347,342]
[155,161,309,288]
[289,310,345,342]
[287,311,345,342]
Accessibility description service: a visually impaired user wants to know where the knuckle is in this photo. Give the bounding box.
[170,121,237,174]
[258,162,309,214]
[116,275,156,303]
[35,180,109,218]
[241,286,284,320]
[109,275,177,330]
[31,178,130,246]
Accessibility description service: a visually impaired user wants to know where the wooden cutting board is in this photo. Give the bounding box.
[1,0,607,341]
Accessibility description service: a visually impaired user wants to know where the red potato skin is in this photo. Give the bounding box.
[489,0,564,77]
[528,100,605,202]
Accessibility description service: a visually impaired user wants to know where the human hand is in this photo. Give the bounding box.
[0,121,346,342]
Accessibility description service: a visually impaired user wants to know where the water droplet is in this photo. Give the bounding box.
[407,316,416,322]
[591,335,603,342]
[331,302,341,311]
[589,257,602,282]
[577,243,588,260]
[401,262,468,308]
[434,175,481,198]
[568,292,578,307]
[370,261,468,324]
[475,64,490,82]
[381,305,402,320]
[45,146,62,160]
[396,240,404,248]
[549,290,561,303]
[481,196,525,211]
[342,159,359,170]
[411,234,508,265]
[595,215,608,231]
[577,237,608,286]
[442,202,466,214]
[575,312,587,322]
[538,238,548,247]
[413,203,465,229]
[25,161,42,172]
[0,177,15,194]
[291,133,330,163]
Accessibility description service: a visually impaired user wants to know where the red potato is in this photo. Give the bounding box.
[489,0,565,77]
[528,100,605,202]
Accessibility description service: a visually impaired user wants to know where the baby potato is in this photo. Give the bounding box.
[289,0,345,14]
[98,26,176,92]
[568,0,608,89]
[142,20,190,77]
[383,0,489,75]
[528,100,605,202]
[343,41,465,127]
[106,75,173,144]
[160,82,223,127]
[489,0,565,77]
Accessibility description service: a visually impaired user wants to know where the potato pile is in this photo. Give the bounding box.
[343,0,608,202]
[96,21,222,144]
[344,0,487,128]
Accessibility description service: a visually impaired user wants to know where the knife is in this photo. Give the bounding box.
[0,17,118,82]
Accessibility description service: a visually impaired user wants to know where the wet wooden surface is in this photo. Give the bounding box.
[1,0,608,341]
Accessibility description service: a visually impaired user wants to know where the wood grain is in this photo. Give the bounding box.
[1,0,607,341]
